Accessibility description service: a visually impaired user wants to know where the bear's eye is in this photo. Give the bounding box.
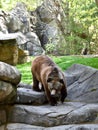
[47,78,52,82]
[55,82,62,89]
[48,83,53,90]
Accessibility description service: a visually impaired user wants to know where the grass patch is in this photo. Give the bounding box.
[16,55,98,84]
[17,61,33,84]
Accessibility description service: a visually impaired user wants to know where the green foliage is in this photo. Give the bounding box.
[45,43,56,54]
[17,56,98,84]
[62,0,98,55]
[0,0,43,11]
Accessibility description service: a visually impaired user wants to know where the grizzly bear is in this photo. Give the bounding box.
[31,55,67,106]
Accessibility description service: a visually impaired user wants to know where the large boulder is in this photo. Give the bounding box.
[2,123,98,130]
[8,2,30,33]
[25,32,44,55]
[65,64,98,103]
[7,2,45,56]
[0,10,9,34]
[0,61,21,85]
[16,87,47,105]
[0,80,16,103]
[18,48,30,64]
[7,102,98,127]
[33,0,66,49]
[0,34,18,65]
[0,62,21,104]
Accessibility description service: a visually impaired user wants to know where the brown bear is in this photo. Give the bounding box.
[31,55,67,106]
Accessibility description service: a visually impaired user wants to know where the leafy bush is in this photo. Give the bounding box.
[45,43,56,54]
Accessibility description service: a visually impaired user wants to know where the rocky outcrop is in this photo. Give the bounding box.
[25,32,44,56]
[0,33,30,65]
[0,0,66,58]
[0,10,9,34]
[8,2,30,34]
[0,2,44,58]
[18,48,30,64]
[0,61,21,104]
[65,64,98,103]
[4,124,98,130]
[7,102,98,127]
[1,64,98,129]
[16,87,47,105]
[34,0,66,49]
[0,34,18,65]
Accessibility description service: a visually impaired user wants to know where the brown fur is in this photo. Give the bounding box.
[31,55,67,106]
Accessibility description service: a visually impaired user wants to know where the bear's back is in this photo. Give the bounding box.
[32,55,55,68]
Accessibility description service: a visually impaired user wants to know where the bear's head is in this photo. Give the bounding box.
[47,67,64,98]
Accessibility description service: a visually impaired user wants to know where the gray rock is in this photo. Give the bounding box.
[0,62,21,85]
[8,2,30,33]
[65,64,98,103]
[15,32,27,46]
[47,124,98,130]
[35,0,66,49]
[8,102,98,127]
[0,80,16,103]
[0,34,18,65]
[0,10,8,34]
[17,82,32,89]
[16,88,47,105]
[6,123,44,130]
[3,123,98,130]
[26,32,44,55]
[0,33,17,40]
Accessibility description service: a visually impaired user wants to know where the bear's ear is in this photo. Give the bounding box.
[52,67,58,73]
[59,79,64,84]
[47,77,52,82]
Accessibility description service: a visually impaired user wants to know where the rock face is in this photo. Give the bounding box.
[0,33,31,65]
[0,2,44,58]
[16,87,47,105]
[0,62,21,103]
[0,62,21,85]
[0,10,8,34]
[4,124,98,130]
[7,102,98,127]
[0,34,18,65]
[8,2,30,34]
[65,64,98,103]
[34,0,65,49]
[1,64,98,129]
[0,0,66,58]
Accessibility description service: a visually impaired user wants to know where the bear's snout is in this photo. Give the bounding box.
[51,89,61,98]
[51,89,56,96]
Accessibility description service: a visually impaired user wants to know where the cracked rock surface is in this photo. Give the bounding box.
[8,102,98,127]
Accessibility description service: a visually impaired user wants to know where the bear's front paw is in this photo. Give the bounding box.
[50,102,57,106]
[61,96,65,103]
[33,86,41,92]
[50,97,57,106]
